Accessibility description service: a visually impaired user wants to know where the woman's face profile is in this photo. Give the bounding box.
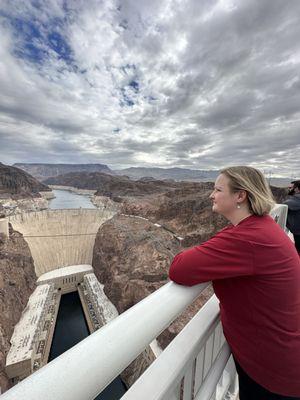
[210,174,239,217]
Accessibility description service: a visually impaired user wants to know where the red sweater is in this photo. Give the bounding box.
[169,215,300,396]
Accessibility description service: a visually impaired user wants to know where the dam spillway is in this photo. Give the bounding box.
[5,264,121,395]
[8,208,115,276]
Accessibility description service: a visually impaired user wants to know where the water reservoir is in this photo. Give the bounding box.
[49,189,96,209]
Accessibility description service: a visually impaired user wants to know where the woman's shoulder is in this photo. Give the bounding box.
[233,214,288,245]
[213,215,281,244]
[246,214,270,222]
[236,214,274,228]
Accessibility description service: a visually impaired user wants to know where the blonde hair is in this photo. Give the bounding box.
[220,166,275,216]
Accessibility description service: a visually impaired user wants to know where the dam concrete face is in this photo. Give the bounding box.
[9,209,115,276]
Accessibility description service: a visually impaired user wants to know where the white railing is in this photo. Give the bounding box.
[121,295,238,400]
[2,282,220,400]
[269,204,288,230]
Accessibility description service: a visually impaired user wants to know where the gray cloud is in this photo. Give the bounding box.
[0,0,300,176]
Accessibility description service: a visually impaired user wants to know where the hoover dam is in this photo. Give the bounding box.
[8,208,115,276]
[2,190,129,398]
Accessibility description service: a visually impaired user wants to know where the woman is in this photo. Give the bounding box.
[169,166,300,400]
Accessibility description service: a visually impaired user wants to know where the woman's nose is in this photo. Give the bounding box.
[209,192,214,199]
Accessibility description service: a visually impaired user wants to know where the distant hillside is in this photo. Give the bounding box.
[0,163,50,198]
[14,163,114,181]
[44,172,178,197]
[115,166,292,187]
[44,172,127,190]
[115,167,220,181]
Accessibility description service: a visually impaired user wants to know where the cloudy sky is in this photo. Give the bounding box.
[0,0,300,177]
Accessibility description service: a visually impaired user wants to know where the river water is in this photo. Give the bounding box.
[48,189,127,399]
[49,189,97,209]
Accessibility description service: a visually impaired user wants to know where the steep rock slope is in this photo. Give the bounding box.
[93,214,180,312]
[0,163,50,198]
[0,226,36,392]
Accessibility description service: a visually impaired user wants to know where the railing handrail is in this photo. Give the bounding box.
[120,294,221,400]
[269,203,288,230]
[1,281,209,400]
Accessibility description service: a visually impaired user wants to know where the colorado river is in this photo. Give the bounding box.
[49,189,96,209]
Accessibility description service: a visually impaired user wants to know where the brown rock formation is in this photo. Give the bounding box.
[0,225,36,392]
[120,182,228,247]
[0,163,50,199]
[93,214,180,313]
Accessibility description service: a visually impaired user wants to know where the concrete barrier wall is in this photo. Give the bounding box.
[9,209,115,276]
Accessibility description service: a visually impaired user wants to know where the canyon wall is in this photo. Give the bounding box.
[0,225,36,392]
[0,163,50,197]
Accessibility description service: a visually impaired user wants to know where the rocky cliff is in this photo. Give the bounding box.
[120,181,228,247]
[0,163,50,198]
[0,163,51,216]
[0,225,36,392]
[93,215,181,312]
[14,163,114,181]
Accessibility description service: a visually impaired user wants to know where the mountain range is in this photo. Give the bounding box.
[13,163,292,186]
[13,163,114,181]
[14,163,221,182]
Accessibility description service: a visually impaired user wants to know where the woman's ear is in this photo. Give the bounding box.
[237,190,247,202]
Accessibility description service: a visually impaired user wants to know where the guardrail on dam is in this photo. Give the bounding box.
[9,209,115,277]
